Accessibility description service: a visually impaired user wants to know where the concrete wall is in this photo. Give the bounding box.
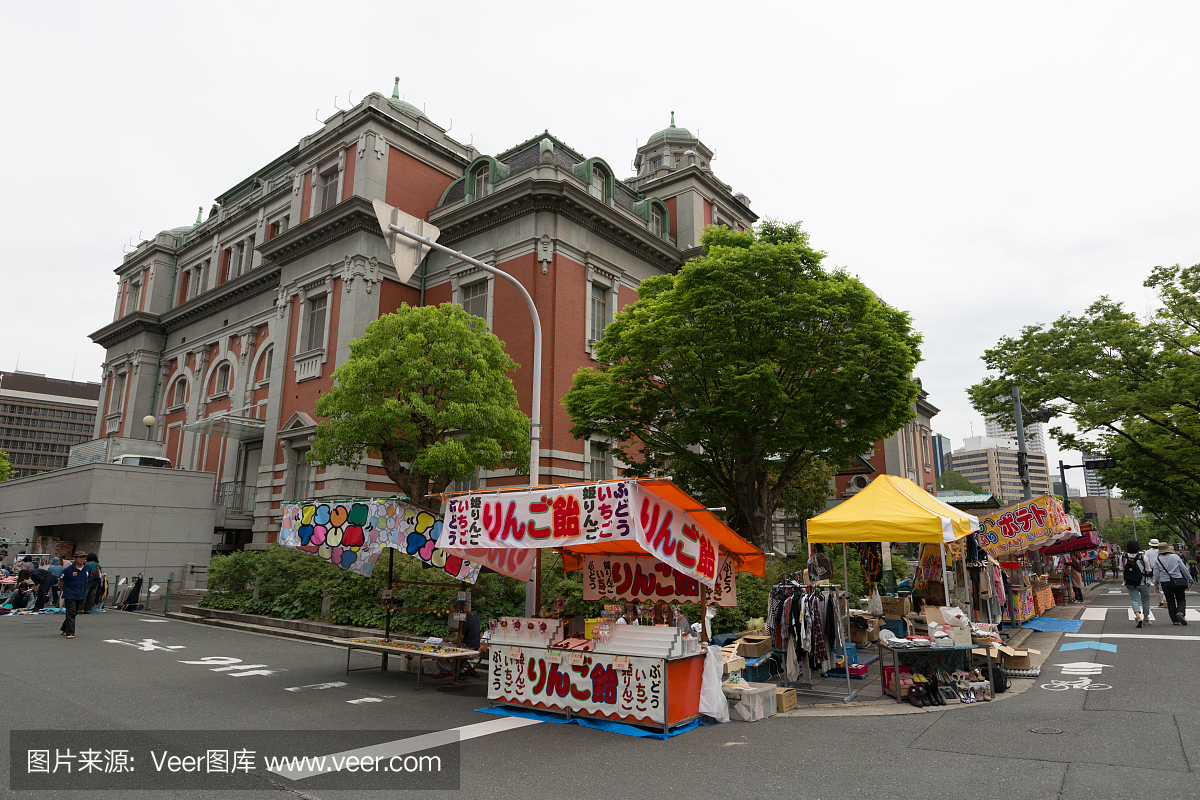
[0,463,216,582]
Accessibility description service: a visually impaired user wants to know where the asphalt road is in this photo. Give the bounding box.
[1,579,1196,800]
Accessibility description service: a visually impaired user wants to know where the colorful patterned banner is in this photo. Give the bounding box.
[488,645,667,726]
[977,494,1073,557]
[580,556,736,605]
[280,499,482,584]
[442,481,720,587]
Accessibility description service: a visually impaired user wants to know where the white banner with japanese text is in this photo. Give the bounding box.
[580,556,737,605]
[488,645,666,726]
[441,481,719,587]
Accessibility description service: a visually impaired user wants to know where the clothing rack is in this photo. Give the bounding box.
[770,581,858,704]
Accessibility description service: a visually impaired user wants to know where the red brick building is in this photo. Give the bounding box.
[90,83,756,551]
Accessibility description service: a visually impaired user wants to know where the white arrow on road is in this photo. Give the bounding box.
[285,682,348,692]
[1056,662,1111,675]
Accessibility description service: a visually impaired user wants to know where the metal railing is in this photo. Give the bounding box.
[214,481,255,514]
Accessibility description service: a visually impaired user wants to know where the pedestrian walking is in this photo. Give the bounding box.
[82,553,102,612]
[1069,560,1085,603]
[1190,561,1199,582]
[1123,540,1153,628]
[58,553,93,639]
[1144,539,1164,608]
[46,557,63,607]
[1152,542,1192,625]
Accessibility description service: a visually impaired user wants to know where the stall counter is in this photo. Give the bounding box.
[488,645,705,733]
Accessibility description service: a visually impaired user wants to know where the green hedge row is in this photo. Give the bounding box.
[200,544,908,638]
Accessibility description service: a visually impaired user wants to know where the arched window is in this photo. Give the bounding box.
[210,362,232,396]
[257,346,274,382]
[651,205,664,237]
[170,378,188,407]
[473,165,489,201]
[590,165,607,201]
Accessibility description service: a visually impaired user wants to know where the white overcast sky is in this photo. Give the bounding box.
[4,1,1198,494]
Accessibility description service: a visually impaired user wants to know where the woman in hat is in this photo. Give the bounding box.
[1152,542,1192,625]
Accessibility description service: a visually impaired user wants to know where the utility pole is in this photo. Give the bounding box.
[1012,386,1041,573]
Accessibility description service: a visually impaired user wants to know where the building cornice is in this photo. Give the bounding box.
[159,262,283,328]
[431,176,682,272]
[257,196,381,268]
[89,311,166,349]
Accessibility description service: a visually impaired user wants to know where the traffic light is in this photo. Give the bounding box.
[1017,451,1028,479]
[1084,458,1116,470]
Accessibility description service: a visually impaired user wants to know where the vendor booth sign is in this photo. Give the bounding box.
[280,499,483,583]
[442,481,721,587]
[977,494,1072,557]
[581,556,737,605]
[490,646,667,726]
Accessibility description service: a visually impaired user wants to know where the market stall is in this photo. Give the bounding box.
[976,494,1080,621]
[440,478,765,733]
[806,475,983,702]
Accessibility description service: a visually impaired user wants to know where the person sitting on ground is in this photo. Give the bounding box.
[6,570,35,609]
[1124,540,1153,628]
[433,601,481,679]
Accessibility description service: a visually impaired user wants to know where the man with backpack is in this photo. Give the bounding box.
[1124,540,1153,628]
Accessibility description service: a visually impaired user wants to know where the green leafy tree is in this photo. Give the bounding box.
[564,221,923,550]
[968,263,1200,538]
[936,470,984,494]
[310,303,530,512]
[0,449,11,482]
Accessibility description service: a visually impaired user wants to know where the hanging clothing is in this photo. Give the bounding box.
[859,543,882,585]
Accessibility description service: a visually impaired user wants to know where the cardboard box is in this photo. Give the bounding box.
[881,596,911,619]
[950,627,973,646]
[737,635,772,658]
[971,644,1040,670]
[850,626,872,647]
[720,644,745,673]
[775,687,797,713]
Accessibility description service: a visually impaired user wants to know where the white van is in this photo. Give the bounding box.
[111,455,173,468]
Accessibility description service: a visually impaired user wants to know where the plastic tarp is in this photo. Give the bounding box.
[807,474,978,544]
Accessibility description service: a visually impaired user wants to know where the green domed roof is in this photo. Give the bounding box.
[646,111,694,145]
[388,76,427,120]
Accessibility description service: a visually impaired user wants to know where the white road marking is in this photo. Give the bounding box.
[270,717,543,780]
[139,618,169,622]
[211,664,268,672]
[105,638,185,651]
[1064,633,1200,641]
[1080,607,1108,621]
[1127,609,1156,621]
[346,697,383,704]
[228,668,286,677]
[180,656,242,665]
[1055,662,1111,675]
[285,682,348,692]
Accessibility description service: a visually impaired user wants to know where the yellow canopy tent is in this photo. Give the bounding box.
[808,475,978,544]
[807,475,979,605]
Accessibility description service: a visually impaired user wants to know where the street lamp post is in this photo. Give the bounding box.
[387,224,544,615]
